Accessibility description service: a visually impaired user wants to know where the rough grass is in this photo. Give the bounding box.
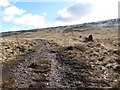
[2,78,16,89]
[30,60,52,73]
[1,39,37,64]
[74,43,87,52]
[29,82,48,88]
[56,41,120,87]
[1,26,119,88]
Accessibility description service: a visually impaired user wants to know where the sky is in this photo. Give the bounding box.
[0,0,119,32]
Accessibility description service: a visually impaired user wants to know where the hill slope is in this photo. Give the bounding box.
[1,19,120,89]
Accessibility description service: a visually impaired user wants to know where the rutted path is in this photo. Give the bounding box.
[2,39,63,88]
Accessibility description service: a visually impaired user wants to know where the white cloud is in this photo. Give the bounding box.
[1,0,119,32]
[3,15,14,22]
[2,27,23,32]
[4,5,26,16]
[87,0,118,22]
[0,0,11,7]
[76,0,119,23]
[1,0,49,28]
[3,5,26,22]
[13,13,47,28]
[1,0,49,29]
[55,0,119,24]
[55,2,93,22]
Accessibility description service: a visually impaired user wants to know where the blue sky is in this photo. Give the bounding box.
[2,2,72,30]
[14,2,72,21]
[0,0,119,32]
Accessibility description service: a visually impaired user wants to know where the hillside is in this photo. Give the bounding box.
[1,19,120,89]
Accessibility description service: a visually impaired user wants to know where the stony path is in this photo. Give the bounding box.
[2,39,63,88]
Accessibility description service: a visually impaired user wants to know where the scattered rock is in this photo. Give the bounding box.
[114,66,120,73]
[28,62,38,69]
[112,49,120,55]
[64,46,74,51]
[98,56,105,61]
[88,35,93,41]
[84,35,94,42]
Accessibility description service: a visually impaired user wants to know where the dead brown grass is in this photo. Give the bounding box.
[1,38,37,64]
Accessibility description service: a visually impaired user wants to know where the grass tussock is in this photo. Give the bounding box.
[56,41,120,87]
[1,39,36,64]
[2,78,16,89]
[29,60,51,74]
[29,82,48,88]
[74,43,87,52]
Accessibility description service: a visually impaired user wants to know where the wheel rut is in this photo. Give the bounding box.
[2,39,63,88]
